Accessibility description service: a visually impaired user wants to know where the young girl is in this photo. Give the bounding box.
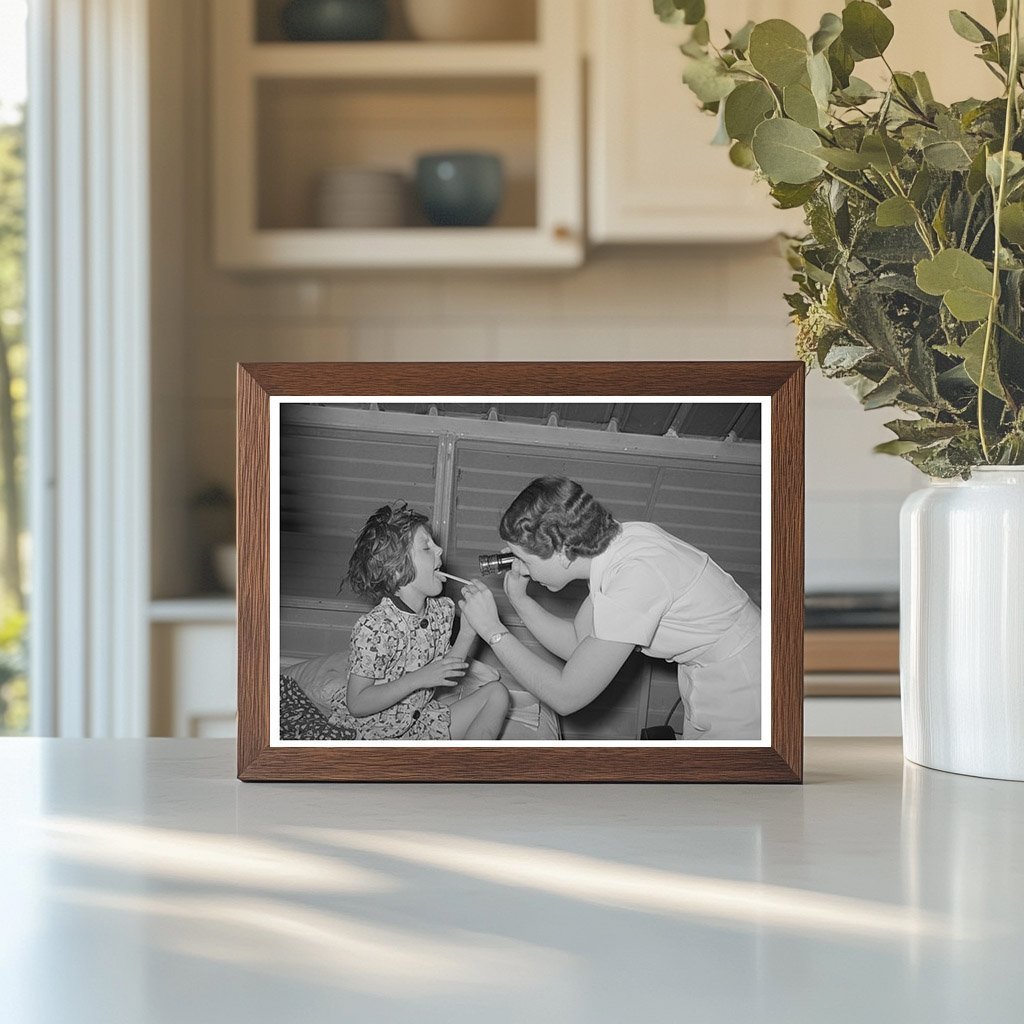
[340,502,509,741]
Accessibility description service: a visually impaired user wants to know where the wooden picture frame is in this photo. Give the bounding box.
[237,362,804,782]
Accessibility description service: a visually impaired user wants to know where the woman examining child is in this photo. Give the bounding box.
[341,502,509,741]
[458,477,762,740]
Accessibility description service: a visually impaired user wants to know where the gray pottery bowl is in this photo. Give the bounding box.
[415,152,505,227]
[280,0,388,41]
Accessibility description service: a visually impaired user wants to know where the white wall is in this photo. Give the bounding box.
[152,0,920,599]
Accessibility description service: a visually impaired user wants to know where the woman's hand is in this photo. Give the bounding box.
[502,554,530,606]
[458,579,503,639]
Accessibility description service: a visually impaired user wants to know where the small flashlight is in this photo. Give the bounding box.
[478,552,515,576]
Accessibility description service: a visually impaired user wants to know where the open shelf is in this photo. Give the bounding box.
[254,0,539,45]
[212,0,582,268]
[257,76,537,232]
[249,42,544,77]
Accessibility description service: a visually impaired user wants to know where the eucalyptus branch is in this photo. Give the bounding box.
[997,319,1024,346]
[961,191,980,249]
[969,213,994,254]
[749,68,784,117]
[978,0,1021,461]
[884,170,938,255]
[881,55,929,120]
[822,167,880,205]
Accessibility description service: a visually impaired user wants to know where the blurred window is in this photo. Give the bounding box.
[0,0,28,734]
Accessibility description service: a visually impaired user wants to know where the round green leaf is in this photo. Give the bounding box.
[923,141,973,172]
[723,81,775,145]
[838,76,879,104]
[842,1,894,59]
[967,144,991,194]
[915,250,993,322]
[999,203,1024,245]
[748,20,809,86]
[945,326,1006,398]
[771,180,820,209]
[812,146,872,171]
[875,197,918,228]
[654,0,705,26]
[752,118,828,184]
[986,150,1024,190]
[724,20,755,53]
[682,57,736,104]
[810,13,843,55]
[729,140,757,170]
[860,133,904,173]
[783,81,823,129]
[948,10,994,44]
[807,52,833,109]
[828,35,855,88]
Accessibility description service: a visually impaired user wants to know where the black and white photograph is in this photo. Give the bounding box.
[271,398,769,747]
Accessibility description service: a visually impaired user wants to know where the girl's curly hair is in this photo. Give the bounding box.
[343,501,430,601]
[499,477,620,561]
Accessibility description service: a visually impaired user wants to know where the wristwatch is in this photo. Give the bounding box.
[488,629,511,645]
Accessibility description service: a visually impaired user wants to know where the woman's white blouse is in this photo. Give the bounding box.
[588,521,756,665]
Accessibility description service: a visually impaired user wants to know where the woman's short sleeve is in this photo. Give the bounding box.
[348,612,401,680]
[591,562,671,648]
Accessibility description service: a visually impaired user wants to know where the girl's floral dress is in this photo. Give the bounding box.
[336,595,455,740]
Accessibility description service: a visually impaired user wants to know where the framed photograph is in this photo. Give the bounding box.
[237,362,803,782]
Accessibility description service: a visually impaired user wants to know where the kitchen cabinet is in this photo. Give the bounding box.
[587,0,810,243]
[586,0,999,244]
[150,600,237,737]
[804,627,901,737]
[211,0,583,268]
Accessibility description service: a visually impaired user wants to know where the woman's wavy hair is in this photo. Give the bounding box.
[342,501,430,601]
[499,477,620,561]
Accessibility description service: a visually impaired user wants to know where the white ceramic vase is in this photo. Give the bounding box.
[900,466,1024,780]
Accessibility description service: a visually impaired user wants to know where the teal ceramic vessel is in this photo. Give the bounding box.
[280,0,388,42]
[415,152,504,227]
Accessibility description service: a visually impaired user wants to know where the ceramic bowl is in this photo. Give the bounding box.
[414,152,504,227]
[315,168,407,228]
[281,0,388,42]
[403,0,534,42]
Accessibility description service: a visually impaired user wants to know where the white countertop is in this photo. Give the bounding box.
[1,738,1021,1023]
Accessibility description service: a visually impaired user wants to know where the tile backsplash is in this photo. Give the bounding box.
[179,246,917,594]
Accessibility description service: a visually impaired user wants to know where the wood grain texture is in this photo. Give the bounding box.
[237,365,270,778]
[237,361,805,783]
[770,364,804,782]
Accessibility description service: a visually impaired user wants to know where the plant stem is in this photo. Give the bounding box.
[750,69,784,117]
[969,213,994,253]
[822,167,880,205]
[961,191,979,249]
[997,319,1024,345]
[884,171,938,255]
[978,0,1021,462]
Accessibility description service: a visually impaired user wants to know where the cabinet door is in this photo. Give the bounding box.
[588,0,999,244]
[587,0,806,242]
[587,0,818,243]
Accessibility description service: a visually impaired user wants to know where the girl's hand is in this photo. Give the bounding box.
[410,655,469,691]
[458,580,502,638]
[502,555,530,605]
